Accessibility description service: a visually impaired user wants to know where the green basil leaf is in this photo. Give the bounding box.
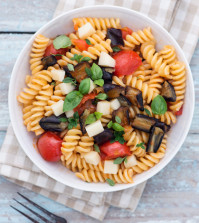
[63,91,83,112]
[144,108,151,116]
[81,56,91,62]
[107,121,113,128]
[63,77,76,85]
[85,114,97,125]
[124,157,128,163]
[94,79,104,87]
[59,117,68,122]
[112,46,121,52]
[136,142,145,150]
[114,131,125,144]
[113,157,126,164]
[90,63,103,80]
[85,67,93,77]
[85,39,92,45]
[73,111,79,120]
[151,95,167,115]
[115,116,121,124]
[71,54,83,63]
[79,78,90,95]
[94,112,103,120]
[52,54,64,56]
[106,178,115,186]
[51,81,56,86]
[95,93,107,100]
[53,35,72,50]
[67,64,74,71]
[68,123,73,130]
[110,139,116,143]
[94,144,100,153]
[112,123,124,131]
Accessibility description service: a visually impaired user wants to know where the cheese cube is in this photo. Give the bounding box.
[65,110,74,118]
[98,52,116,67]
[85,120,104,137]
[51,100,64,116]
[88,79,96,94]
[110,99,121,110]
[124,154,137,168]
[83,151,100,165]
[51,69,65,82]
[59,83,75,95]
[104,160,119,174]
[78,22,96,39]
[97,101,111,115]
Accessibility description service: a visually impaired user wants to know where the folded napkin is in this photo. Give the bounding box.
[0,0,199,221]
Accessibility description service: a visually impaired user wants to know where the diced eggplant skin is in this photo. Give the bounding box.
[41,55,57,70]
[112,106,130,126]
[79,109,90,134]
[70,62,90,83]
[103,84,125,99]
[125,86,144,111]
[155,121,170,132]
[107,28,124,46]
[117,94,132,106]
[102,68,113,83]
[161,81,176,102]
[132,114,156,133]
[63,66,73,78]
[94,128,114,145]
[39,115,68,132]
[146,126,165,153]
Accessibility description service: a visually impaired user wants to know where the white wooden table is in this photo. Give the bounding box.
[0,1,199,222]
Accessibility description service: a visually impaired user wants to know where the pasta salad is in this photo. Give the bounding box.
[17,17,186,186]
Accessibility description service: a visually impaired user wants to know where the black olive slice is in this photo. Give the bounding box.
[107,28,124,46]
[102,68,113,83]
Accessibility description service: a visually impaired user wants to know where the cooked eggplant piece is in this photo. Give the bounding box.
[146,126,165,153]
[112,106,130,126]
[117,94,132,107]
[161,81,176,102]
[63,66,73,78]
[155,121,170,132]
[78,99,96,116]
[107,28,124,46]
[103,84,125,98]
[70,62,90,83]
[102,68,113,83]
[94,128,114,145]
[79,109,90,134]
[41,55,57,70]
[125,86,144,111]
[132,114,156,133]
[39,115,67,132]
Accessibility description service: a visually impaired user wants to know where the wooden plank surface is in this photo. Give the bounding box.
[0,1,199,222]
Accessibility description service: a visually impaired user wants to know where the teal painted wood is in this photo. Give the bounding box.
[0,1,199,222]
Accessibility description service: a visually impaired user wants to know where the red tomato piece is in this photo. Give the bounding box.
[44,43,67,59]
[121,27,133,40]
[100,141,131,160]
[72,39,90,51]
[113,50,142,77]
[74,93,97,115]
[37,132,63,162]
[175,106,183,116]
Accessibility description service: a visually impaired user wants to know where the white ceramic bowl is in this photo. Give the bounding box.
[9,5,195,192]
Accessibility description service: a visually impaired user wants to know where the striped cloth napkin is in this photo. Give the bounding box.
[0,0,199,221]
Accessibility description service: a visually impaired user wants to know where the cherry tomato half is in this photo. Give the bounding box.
[72,39,90,51]
[113,50,142,77]
[100,141,131,160]
[44,43,67,59]
[37,132,63,162]
[121,27,133,40]
[175,106,183,116]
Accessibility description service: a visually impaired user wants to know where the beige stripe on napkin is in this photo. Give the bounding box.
[0,0,199,221]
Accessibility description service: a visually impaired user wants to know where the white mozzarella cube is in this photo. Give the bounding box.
[78,22,96,39]
[51,100,64,116]
[88,79,96,94]
[65,110,74,118]
[97,101,111,115]
[83,151,100,166]
[59,83,75,95]
[51,69,65,82]
[98,52,116,67]
[104,160,119,174]
[110,99,121,110]
[85,120,104,137]
[124,154,137,168]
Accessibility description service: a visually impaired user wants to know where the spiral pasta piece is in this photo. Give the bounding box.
[112,76,126,87]
[29,34,50,75]
[100,114,112,127]
[141,41,172,79]
[169,62,186,112]
[76,135,94,153]
[124,27,154,48]
[147,72,164,93]
[159,45,177,65]
[73,17,121,30]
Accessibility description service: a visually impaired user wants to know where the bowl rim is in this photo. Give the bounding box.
[9,5,195,192]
